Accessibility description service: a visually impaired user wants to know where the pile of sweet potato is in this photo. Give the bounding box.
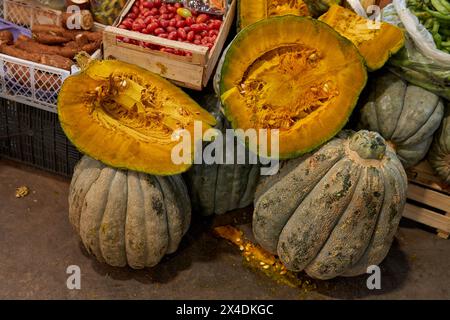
[0,25,102,71]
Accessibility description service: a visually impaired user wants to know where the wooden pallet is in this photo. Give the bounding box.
[404,161,450,239]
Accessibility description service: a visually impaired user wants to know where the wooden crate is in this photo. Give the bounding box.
[404,161,450,239]
[103,0,236,90]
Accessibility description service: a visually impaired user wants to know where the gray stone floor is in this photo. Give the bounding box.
[0,159,449,299]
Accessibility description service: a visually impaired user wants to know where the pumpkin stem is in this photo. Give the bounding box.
[75,51,93,71]
[349,130,386,160]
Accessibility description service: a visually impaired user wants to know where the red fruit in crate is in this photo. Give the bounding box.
[195,34,201,41]
[161,47,175,54]
[174,2,181,9]
[184,26,191,33]
[141,28,151,34]
[167,4,177,13]
[160,19,169,28]
[194,39,201,45]
[151,8,159,15]
[143,1,154,9]
[144,16,152,24]
[159,33,168,38]
[154,27,165,35]
[132,22,144,32]
[187,30,195,42]
[185,17,194,26]
[153,0,162,8]
[119,24,127,29]
[168,13,175,19]
[208,29,218,37]
[147,22,159,32]
[196,14,209,24]
[132,6,140,14]
[161,13,170,20]
[198,23,208,31]
[176,20,185,28]
[209,19,222,30]
[177,8,192,18]
[160,6,168,14]
[127,13,137,20]
[177,28,187,40]
[122,20,132,29]
[169,19,177,27]
[167,26,176,33]
[200,30,208,37]
[143,10,152,17]
[168,31,178,40]
[190,24,200,32]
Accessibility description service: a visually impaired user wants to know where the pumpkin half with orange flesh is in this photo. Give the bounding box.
[219,16,367,159]
[58,60,216,175]
[319,5,405,71]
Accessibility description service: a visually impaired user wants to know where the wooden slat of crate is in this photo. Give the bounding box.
[404,161,450,239]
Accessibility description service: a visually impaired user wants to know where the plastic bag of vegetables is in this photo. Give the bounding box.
[382,0,450,100]
[90,0,127,25]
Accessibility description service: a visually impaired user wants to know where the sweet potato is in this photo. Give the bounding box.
[33,32,71,45]
[0,44,73,70]
[15,38,78,59]
[0,44,41,63]
[32,25,102,42]
[0,31,13,45]
[40,54,73,70]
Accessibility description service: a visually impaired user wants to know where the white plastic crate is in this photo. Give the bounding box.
[0,53,70,113]
[3,0,62,28]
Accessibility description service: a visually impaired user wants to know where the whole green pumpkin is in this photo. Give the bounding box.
[69,156,191,269]
[428,106,450,184]
[253,130,407,280]
[184,97,260,216]
[359,72,444,168]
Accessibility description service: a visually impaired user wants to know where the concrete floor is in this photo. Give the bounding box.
[0,158,449,300]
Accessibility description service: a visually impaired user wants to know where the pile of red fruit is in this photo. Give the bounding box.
[117,0,223,56]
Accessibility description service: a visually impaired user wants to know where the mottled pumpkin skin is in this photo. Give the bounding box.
[184,97,260,216]
[253,130,407,280]
[359,72,444,168]
[69,156,191,269]
[429,106,450,184]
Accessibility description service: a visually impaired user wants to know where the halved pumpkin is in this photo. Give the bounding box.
[58,60,216,175]
[220,16,367,159]
[237,0,310,31]
[319,5,405,71]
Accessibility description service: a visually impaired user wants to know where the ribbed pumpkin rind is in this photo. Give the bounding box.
[253,130,407,280]
[428,107,450,184]
[69,156,191,269]
[359,72,444,168]
[184,100,260,216]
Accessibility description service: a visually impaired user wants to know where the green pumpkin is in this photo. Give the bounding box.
[69,156,191,269]
[428,106,450,184]
[253,130,407,280]
[184,96,260,216]
[359,72,444,168]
